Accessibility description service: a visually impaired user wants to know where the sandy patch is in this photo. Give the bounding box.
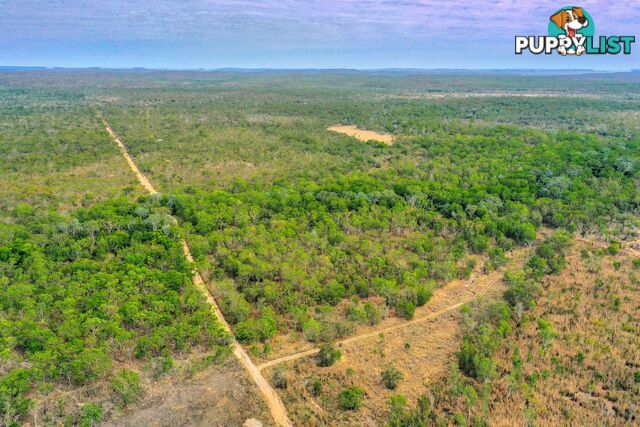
[328,125,394,145]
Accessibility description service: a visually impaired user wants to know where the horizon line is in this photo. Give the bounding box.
[1,65,638,73]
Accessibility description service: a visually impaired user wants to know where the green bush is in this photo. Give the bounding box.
[78,403,103,427]
[310,378,323,396]
[338,386,365,410]
[395,299,416,320]
[364,302,382,325]
[316,344,342,367]
[0,368,32,423]
[607,242,621,255]
[111,369,142,406]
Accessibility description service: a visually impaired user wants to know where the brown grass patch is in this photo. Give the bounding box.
[262,248,533,425]
[484,241,640,425]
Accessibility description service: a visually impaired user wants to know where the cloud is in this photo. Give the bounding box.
[1,1,637,68]
[3,0,637,45]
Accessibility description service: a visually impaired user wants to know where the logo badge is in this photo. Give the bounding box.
[515,6,634,56]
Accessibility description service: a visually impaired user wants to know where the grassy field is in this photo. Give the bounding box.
[1,70,639,426]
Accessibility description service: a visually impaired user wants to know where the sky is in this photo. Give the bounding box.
[1,0,638,70]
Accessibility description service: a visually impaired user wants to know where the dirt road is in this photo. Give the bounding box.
[100,115,292,427]
[259,273,503,370]
[100,118,159,195]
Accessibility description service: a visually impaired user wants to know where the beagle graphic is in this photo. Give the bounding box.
[550,7,589,55]
[515,7,634,56]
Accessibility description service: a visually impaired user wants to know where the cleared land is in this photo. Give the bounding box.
[327,125,394,145]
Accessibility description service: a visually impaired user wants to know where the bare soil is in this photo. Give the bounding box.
[328,125,394,145]
[109,359,273,427]
[29,356,273,427]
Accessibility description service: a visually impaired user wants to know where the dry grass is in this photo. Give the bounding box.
[262,249,531,425]
[28,355,274,427]
[482,241,640,425]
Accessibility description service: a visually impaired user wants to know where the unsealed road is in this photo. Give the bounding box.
[100,114,292,427]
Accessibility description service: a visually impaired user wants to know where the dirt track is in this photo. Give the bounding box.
[101,118,158,195]
[101,113,599,425]
[100,115,292,427]
[259,273,503,370]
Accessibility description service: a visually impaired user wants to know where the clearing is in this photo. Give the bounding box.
[327,125,394,145]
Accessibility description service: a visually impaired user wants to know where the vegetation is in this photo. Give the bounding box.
[271,365,289,389]
[316,344,342,367]
[78,402,104,427]
[1,70,638,425]
[384,233,639,425]
[0,198,229,423]
[381,366,404,390]
[111,369,143,407]
[337,386,365,410]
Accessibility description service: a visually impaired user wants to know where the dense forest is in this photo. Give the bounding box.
[164,118,638,345]
[0,70,638,425]
[0,198,229,424]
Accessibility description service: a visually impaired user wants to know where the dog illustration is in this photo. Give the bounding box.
[550,7,589,55]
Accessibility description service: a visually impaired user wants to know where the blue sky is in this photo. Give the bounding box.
[2,0,638,69]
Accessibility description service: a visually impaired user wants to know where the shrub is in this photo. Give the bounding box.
[504,270,540,310]
[256,307,278,340]
[395,299,416,320]
[319,281,346,305]
[381,366,404,390]
[69,348,112,384]
[346,303,367,323]
[78,403,103,427]
[364,302,382,325]
[537,318,558,349]
[302,318,322,342]
[310,378,323,396]
[271,366,288,389]
[234,319,259,343]
[338,386,364,410]
[316,344,341,367]
[111,369,142,406]
[607,241,621,255]
[415,285,433,307]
